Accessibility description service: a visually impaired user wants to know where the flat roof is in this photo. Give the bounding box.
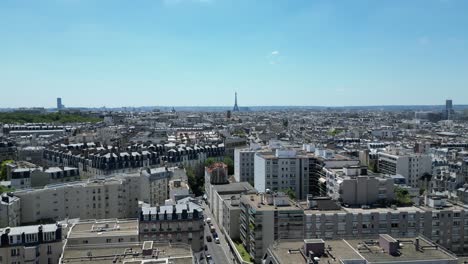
[241,194,302,212]
[346,237,457,263]
[68,219,138,239]
[269,236,457,263]
[61,242,193,264]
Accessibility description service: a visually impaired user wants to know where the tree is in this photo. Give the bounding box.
[223,156,234,175]
[283,188,296,200]
[0,160,13,181]
[204,158,217,167]
[186,165,205,197]
[395,187,412,206]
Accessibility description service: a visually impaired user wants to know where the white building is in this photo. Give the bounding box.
[234,148,256,184]
[325,166,395,206]
[378,149,432,187]
[254,149,314,200]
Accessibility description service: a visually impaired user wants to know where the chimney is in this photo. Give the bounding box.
[415,238,420,251]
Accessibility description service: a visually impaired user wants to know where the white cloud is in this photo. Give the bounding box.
[267,50,281,65]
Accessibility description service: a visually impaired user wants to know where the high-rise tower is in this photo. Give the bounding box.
[233,92,240,112]
[446,99,454,120]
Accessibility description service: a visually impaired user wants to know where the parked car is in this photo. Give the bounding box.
[214,237,220,244]
[204,245,208,251]
[206,235,212,242]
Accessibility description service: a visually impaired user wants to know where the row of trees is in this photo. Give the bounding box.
[0,112,101,124]
[186,156,234,197]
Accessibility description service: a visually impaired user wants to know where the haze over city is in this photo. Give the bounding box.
[1,0,468,108]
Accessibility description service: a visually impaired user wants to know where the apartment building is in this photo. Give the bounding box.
[59,219,193,264]
[234,147,258,184]
[14,174,141,225]
[140,167,172,206]
[0,224,64,264]
[240,192,304,263]
[325,166,395,206]
[378,149,432,187]
[0,140,17,162]
[7,161,80,189]
[65,219,139,246]
[139,201,204,251]
[222,195,242,240]
[303,199,468,254]
[254,150,314,200]
[0,194,20,228]
[208,182,255,229]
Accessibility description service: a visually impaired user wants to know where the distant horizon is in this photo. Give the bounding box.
[2,102,468,110]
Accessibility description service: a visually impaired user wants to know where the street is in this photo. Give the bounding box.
[196,202,235,264]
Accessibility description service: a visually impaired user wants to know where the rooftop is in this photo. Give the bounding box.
[241,193,302,212]
[268,236,457,264]
[67,219,139,240]
[60,242,193,264]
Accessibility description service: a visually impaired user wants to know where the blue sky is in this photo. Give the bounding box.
[1,0,467,108]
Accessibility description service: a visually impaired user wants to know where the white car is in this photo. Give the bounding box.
[206,218,212,224]
[214,237,220,244]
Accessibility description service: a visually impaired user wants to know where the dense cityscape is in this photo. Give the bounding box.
[0,95,468,264]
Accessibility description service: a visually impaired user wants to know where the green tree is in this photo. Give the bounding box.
[395,187,412,206]
[204,158,217,167]
[0,160,14,181]
[223,156,234,175]
[283,188,297,200]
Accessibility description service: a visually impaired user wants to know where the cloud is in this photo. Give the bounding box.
[267,50,281,65]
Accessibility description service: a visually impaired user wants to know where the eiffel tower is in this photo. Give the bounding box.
[233,92,240,112]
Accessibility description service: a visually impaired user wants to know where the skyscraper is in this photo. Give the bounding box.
[57,97,63,110]
[233,92,239,112]
[446,99,453,120]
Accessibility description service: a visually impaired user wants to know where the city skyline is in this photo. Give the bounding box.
[1,0,468,107]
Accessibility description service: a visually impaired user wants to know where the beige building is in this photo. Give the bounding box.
[139,202,204,251]
[14,174,141,224]
[240,192,304,263]
[140,167,172,206]
[0,223,65,264]
[303,201,468,254]
[325,166,395,206]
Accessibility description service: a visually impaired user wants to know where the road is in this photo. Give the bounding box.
[199,202,235,264]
